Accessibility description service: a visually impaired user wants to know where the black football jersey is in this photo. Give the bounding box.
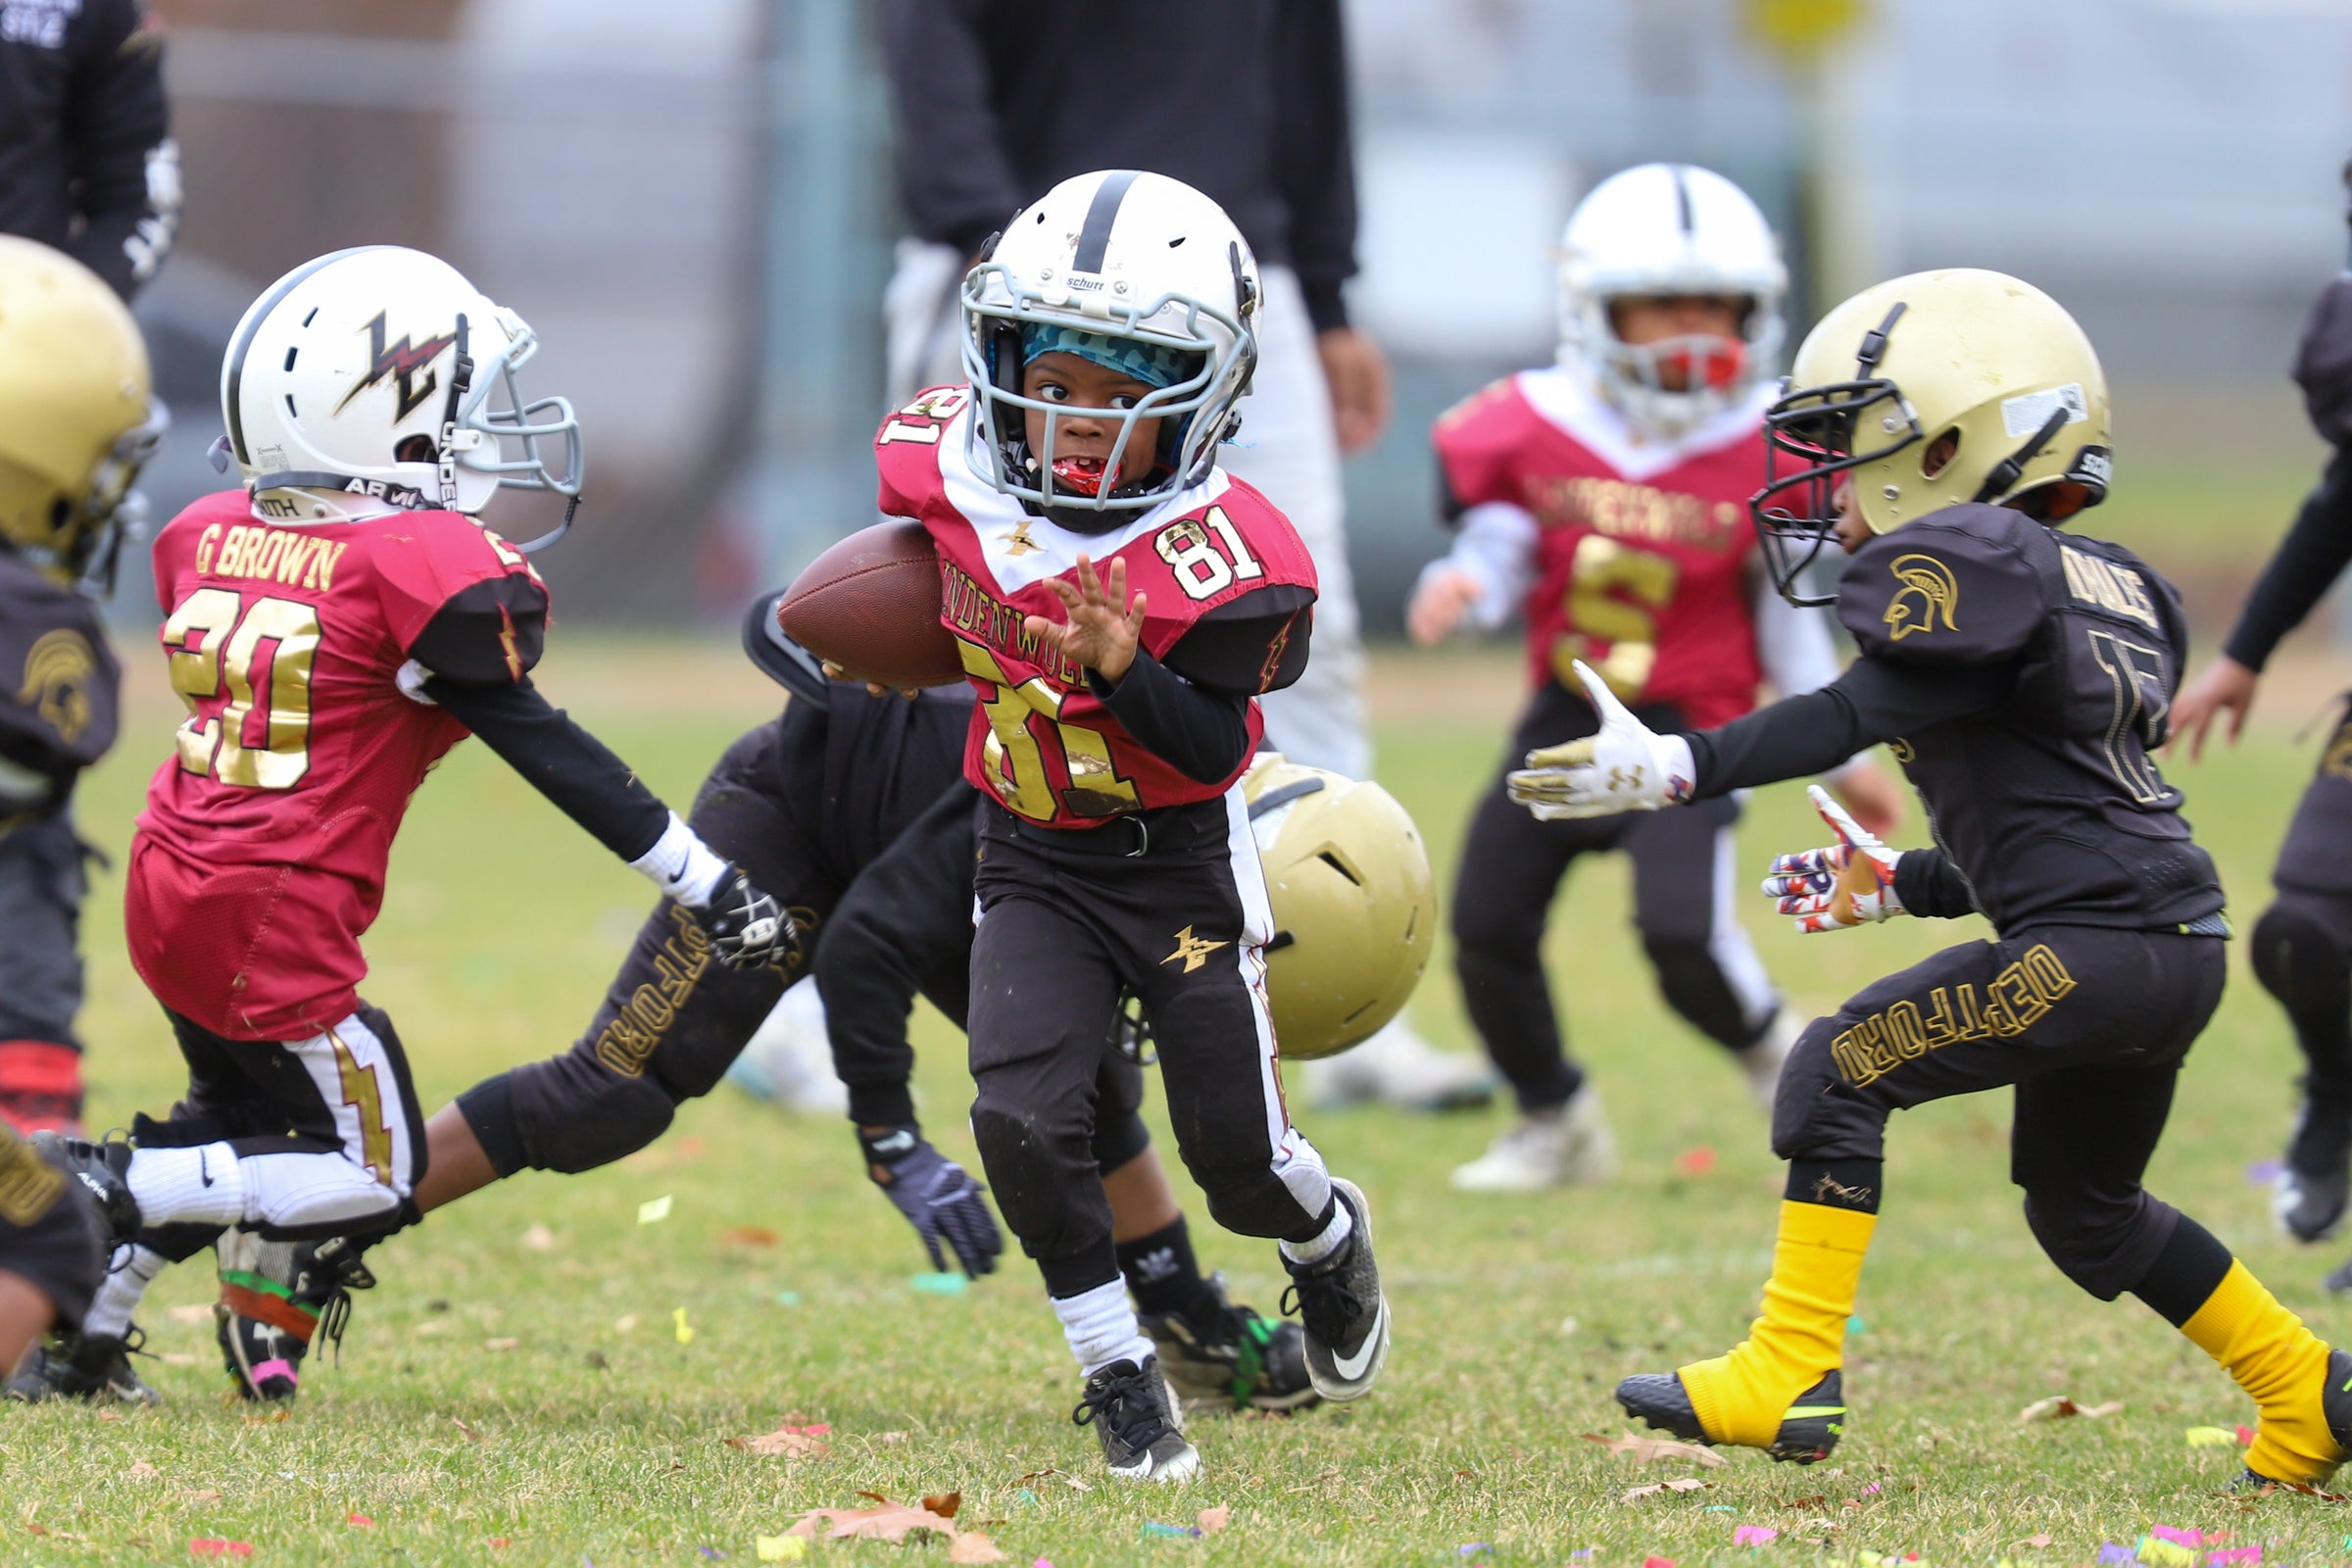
[0,550,118,814]
[1834,504,2223,933]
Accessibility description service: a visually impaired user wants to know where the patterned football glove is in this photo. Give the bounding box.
[858,1124,1004,1279]
[1506,661,1695,819]
[1760,784,1908,934]
[694,868,799,970]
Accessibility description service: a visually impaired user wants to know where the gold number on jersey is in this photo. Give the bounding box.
[162,590,321,790]
[879,386,972,445]
[2084,627,2173,806]
[1553,534,1681,701]
[959,641,1141,822]
[1155,507,1266,602]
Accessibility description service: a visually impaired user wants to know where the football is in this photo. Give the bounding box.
[775,520,964,689]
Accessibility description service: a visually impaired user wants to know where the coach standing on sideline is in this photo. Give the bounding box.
[869,2,1494,1114]
[0,0,174,1131]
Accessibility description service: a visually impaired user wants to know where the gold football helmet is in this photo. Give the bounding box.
[1245,755,1438,1060]
[1753,268,2112,605]
[0,236,164,589]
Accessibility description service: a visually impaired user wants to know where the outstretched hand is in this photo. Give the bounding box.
[1025,554,1147,682]
[2168,655,2259,761]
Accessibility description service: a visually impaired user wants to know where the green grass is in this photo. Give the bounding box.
[9,638,2352,1566]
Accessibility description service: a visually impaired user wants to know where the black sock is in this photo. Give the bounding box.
[2129,1213,2235,1327]
[1785,1157,1884,1213]
[1116,1216,1215,1320]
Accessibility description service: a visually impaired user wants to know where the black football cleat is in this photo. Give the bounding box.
[1072,1354,1199,1483]
[1617,1369,1846,1465]
[6,1327,162,1405]
[2236,1346,2352,1492]
[29,1130,138,1244]
[1280,1178,1390,1402]
[216,1233,372,1402]
[1143,1273,1319,1413]
[2277,1095,2352,1245]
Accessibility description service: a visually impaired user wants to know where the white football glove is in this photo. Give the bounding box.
[1506,661,1695,820]
[1760,784,1907,934]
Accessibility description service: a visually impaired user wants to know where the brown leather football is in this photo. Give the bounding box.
[775,520,963,689]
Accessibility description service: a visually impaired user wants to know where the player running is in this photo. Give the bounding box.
[2171,174,2352,1261]
[1512,269,2352,1491]
[16,247,793,1400]
[1411,165,1900,1191]
[880,170,1388,1483]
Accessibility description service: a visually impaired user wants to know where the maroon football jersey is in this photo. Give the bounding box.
[1434,368,1770,730]
[875,386,1317,827]
[127,489,545,1040]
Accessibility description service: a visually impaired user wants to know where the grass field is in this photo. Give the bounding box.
[10,636,2352,1567]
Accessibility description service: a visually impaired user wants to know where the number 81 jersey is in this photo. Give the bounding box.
[877,387,1317,827]
[128,489,548,1042]
[1434,368,1770,728]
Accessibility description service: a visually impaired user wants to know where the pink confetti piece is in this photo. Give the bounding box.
[2153,1530,2203,1548]
[1736,1526,1780,1546]
[189,1544,254,1559]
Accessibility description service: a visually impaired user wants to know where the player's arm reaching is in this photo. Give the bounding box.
[402,575,795,968]
[1747,564,1906,837]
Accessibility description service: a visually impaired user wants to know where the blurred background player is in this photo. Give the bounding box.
[886,171,1388,1481]
[2173,162,2352,1262]
[0,1128,104,1389]
[1411,165,1902,1191]
[1520,270,2352,1494]
[854,0,1486,1115]
[0,0,174,1129]
[15,246,793,1402]
[0,238,164,1136]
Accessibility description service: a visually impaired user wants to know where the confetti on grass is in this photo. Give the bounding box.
[638,1195,673,1225]
[756,1538,806,1562]
[2183,1426,2239,1448]
[910,1272,968,1296]
[189,1544,254,1559]
[1736,1526,1781,1545]
[674,1307,696,1345]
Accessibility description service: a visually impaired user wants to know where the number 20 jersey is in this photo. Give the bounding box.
[875,387,1318,828]
[128,489,547,1042]
[1434,367,1770,728]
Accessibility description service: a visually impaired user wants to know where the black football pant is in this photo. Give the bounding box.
[0,809,92,1052]
[1772,923,2227,1299]
[967,796,1331,1299]
[1454,679,1778,1113]
[2250,713,2352,1103]
[0,1128,104,1329]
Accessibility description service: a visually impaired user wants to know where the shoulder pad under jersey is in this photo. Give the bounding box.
[1838,504,2050,665]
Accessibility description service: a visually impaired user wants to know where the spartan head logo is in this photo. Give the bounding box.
[1883,553,1961,641]
[18,629,96,745]
[336,310,460,422]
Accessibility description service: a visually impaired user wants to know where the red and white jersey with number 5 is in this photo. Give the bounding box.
[128,489,548,1042]
[1433,367,1773,730]
[875,385,1318,828]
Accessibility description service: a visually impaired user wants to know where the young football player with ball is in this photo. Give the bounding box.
[1410,165,1901,1191]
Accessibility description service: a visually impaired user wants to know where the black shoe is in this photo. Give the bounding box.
[2237,1346,2352,1490]
[1280,1178,1390,1402]
[1143,1273,1319,1413]
[1072,1354,1199,1483]
[2278,1094,2352,1244]
[216,1232,372,1402]
[6,1327,162,1404]
[1617,1368,1846,1465]
[29,1130,137,1243]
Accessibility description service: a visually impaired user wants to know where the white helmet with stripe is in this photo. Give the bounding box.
[960,170,1259,531]
[218,246,582,535]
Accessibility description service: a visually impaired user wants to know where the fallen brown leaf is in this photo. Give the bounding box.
[484,1338,518,1352]
[922,1491,961,1520]
[1622,1478,1710,1503]
[126,1461,159,1479]
[948,1532,1008,1564]
[1583,1431,1727,1468]
[734,1424,830,1459]
[181,1490,223,1505]
[2018,1396,2124,1423]
[716,1225,781,1248]
[1198,1506,1230,1535]
[788,1500,960,1545]
[519,1223,556,1251]
[450,1417,484,1444]
[2025,1535,2054,1548]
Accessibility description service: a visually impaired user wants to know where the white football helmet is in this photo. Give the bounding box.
[960,170,1258,530]
[218,246,582,532]
[1556,164,1788,437]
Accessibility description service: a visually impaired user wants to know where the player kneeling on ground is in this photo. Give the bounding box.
[1513,269,2352,1491]
[881,170,1389,1482]
[15,247,792,1402]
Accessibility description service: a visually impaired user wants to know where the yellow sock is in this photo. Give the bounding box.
[2180,1260,2341,1485]
[1680,1200,1876,1448]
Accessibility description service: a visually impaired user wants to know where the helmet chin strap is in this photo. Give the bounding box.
[1971,404,2071,505]
[436,313,472,512]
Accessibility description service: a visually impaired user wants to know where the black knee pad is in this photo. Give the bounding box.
[2021,1187,2175,1301]
[2252,899,2352,1016]
[1768,1019,1887,1163]
[505,1048,680,1175]
[969,1091,1108,1263]
[1641,935,1755,1051]
[1091,1110,1152,1175]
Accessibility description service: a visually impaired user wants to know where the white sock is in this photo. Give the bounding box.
[1052,1277,1155,1377]
[82,1244,167,1340]
[1279,1198,1354,1267]
[125,1144,244,1228]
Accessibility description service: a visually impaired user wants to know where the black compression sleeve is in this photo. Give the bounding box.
[423,676,671,861]
[1085,649,1252,785]
[1892,847,1979,920]
[1162,585,1316,694]
[2223,449,2352,671]
[1688,658,2016,799]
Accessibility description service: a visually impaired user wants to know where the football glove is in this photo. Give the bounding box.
[858,1124,1004,1279]
[1506,661,1695,819]
[1760,784,1907,934]
[694,868,799,970]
